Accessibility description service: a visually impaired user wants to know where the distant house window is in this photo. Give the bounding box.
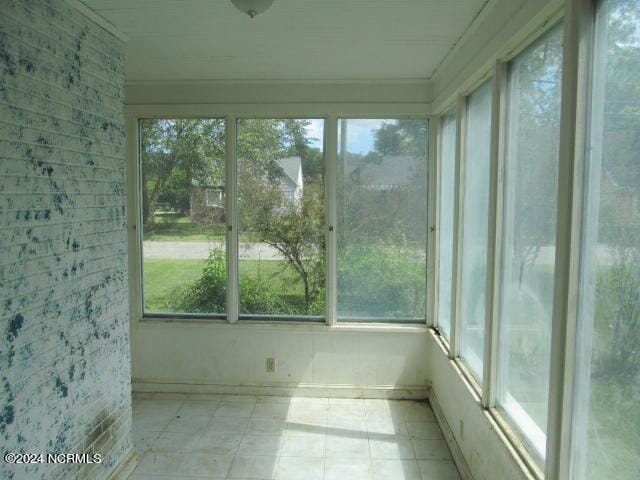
[205,188,224,207]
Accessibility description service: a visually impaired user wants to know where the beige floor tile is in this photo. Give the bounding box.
[371,459,422,480]
[208,416,250,434]
[227,455,278,479]
[369,436,415,460]
[279,431,326,457]
[215,402,255,418]
[418,460,460,480]
[164,413,211,433]
[411,439,452,461]
[276,456,324,480]
[238,434,285,456]
[406,422,442,440]
[133,451,232,478]
[324,457,372,480]
[326,433,370,458]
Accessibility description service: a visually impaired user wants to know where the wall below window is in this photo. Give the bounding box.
[0,1,131,479]
[131,322,430,398]
[428,332,535,480]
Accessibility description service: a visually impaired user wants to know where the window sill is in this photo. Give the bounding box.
[138,315,429,333]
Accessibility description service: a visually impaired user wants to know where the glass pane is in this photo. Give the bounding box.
[572,1,640,478]
[237,119,325,318]
[140,118,226,314]
[496,25,563,460]
[337,119,428,321]
[438,112,457,339]
[459,81,492,379]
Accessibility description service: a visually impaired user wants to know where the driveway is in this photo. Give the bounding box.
[143,240,283,260]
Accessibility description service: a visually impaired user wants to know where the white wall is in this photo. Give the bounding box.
[429,333,536,480]
[125,80,431,106]
[131,322,430,398]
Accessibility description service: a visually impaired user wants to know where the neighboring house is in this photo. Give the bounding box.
[343,154,418,191]
[190,156,304,222]
[190,175,225,224]
[275,156,304,205]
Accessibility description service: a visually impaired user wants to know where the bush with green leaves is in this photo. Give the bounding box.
[174,249,295,315]
[338,244,425,318]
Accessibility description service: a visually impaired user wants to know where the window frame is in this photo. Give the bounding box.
[433,10,566,480]
[126,106,432,329]
[335,117,431,324]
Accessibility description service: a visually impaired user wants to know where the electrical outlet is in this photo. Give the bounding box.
[266,357,276,373]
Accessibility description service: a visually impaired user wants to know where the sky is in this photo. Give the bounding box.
[304,118,394,154]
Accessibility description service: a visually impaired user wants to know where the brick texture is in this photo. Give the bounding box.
[0,1,131,479]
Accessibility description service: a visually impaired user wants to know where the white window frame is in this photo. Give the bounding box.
[432,4,587,479]
[126,104,432,331]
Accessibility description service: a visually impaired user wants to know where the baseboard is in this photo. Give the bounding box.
[132,379,429,400]
[107,446,140,480]
[428,389,475,480]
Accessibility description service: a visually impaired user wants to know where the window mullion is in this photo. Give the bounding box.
[545,0,595,477]
[450,95,467,359]
[426,119,438,327]
[325,115,338,326]
[482,61,508,408]
[226,115,239,323]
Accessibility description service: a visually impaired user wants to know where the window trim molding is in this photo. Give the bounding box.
[126,105,432,328]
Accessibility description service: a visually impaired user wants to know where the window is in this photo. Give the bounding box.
[437,112,457,339]
[496,25,563,459]
[139,118,226,315]
[337,119,428,322]
[237,119,325,319]
[571,1,640,478]
[459,82,492,379]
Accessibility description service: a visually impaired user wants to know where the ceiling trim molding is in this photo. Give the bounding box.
[429,0,499,82]
[66,0,129,42]
[125,78,432,87]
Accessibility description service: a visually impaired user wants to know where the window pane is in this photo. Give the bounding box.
[237,119,325,318]
[438,112,457,339]
[140,118,226,314]
[572,1,640,478]
[337,119,428,321]
[496,25,563,459]
[459,82,492,379]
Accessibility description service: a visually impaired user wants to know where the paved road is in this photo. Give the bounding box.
[143,240,283,260]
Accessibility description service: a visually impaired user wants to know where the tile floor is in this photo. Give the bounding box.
[128,394,461,480]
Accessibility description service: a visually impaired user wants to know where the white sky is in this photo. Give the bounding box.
[304,118,394,154]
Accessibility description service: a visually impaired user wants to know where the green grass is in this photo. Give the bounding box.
[143,258,305,312]
[143,259,207,311]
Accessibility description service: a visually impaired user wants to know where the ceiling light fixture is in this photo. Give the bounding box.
[231,0,274,18]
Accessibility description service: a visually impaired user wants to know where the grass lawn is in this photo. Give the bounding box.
[143,258,305,312]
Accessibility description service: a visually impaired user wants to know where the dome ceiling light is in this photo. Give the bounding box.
[231,0,274,18]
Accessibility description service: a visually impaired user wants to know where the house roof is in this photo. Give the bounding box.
[276,157,302,186]
[345,155,417,188]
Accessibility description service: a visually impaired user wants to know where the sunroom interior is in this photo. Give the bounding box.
[1,0,638,479]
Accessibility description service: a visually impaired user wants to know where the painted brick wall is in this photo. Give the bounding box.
[0,1,131,479]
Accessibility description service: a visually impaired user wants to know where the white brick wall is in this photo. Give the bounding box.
[0,1,131,479]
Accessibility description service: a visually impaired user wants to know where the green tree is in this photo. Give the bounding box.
[141,118,225,225]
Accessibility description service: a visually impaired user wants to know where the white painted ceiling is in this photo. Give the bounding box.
[86,0,488,82]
